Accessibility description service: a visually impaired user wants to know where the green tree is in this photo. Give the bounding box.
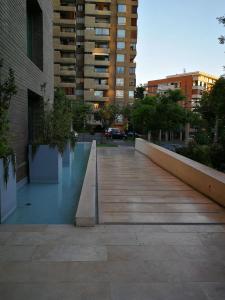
[0,60,17,159]
[134,84,145,100]
[95,103,121,129]
[217,16,225,44]
[72,101,92,132]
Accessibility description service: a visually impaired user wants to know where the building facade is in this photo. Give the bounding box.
[53,0,76,100]
[148,72,218,110]
[53,0,138,123]
[0,0,54,181]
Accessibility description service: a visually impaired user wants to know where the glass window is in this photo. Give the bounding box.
[117,42,125,49]
[117,66,124,74]
[129,91,134,98]
[117,29,126,38]
[94,90,103,97]
[95,28,109,35]
[116,78,124,86]
[116,90,124,98]
[117,54,125,62]
[118,17,126,25]
[118,4,126,13]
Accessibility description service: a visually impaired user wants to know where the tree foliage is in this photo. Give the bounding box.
[95,103,121,129]
[31,88,73,154]
[72,101,92,131]
[130,90,192,134]
[134,84,145,100]
[0,60,17,158]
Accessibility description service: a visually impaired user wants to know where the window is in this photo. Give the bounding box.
[129,67,135,74]
[116,90,124,98]
[61,26,75,33]
[117,66,124,74]
[77,4,84,11]
[95,66,108,73]
[129,91,134,98]
[117,29,126,38]
[132,6,137,14]
[95,28,109,35]
[131,18,137,26]
[117,54,125,62]
[118,17,126,25]
[130,43,136,51]
[130,30,137,39]
[116,78,124,86]
[94,90,104,97]
[117,42,125,49]
[118,4,126,13]
[27,0,43,70]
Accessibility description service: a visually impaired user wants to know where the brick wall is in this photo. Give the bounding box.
[0,0,54,181]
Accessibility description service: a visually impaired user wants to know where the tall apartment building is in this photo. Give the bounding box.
[148,71,218,110]
[53,0,76,100]
[53,0,138,120]
[0,0,54,181]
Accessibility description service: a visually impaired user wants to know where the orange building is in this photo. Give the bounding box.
[148,71,218,110]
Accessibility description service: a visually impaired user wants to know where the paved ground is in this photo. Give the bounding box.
[98,147,225,224]
[1,224,225,299]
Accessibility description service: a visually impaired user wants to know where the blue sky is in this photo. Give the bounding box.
[136,0,225,84]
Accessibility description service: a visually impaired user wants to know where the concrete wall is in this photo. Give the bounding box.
[135,138,225,207]
[0,0,54,181]
[75,141,97,227]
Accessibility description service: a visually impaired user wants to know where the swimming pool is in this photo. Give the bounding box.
[4,143,91,224]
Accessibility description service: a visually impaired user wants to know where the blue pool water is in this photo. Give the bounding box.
[5,143,91,224]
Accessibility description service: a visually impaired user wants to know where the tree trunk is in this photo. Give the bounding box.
[147,131,151,142]
[165,131,168,142]
[213,116,219,144]
[185,123,190,145]
[180,130,183,142]
[158,130,162,142]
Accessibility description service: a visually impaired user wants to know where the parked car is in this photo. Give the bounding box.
[105,128,127,140]
[126,131,141,138]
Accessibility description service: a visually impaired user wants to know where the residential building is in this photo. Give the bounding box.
[0,0,54,182]
[53,0,76,100]
[148,71,218,110]
[53,0,138,125]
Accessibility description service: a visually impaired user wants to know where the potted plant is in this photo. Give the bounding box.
[28,88,74,183]
[0,59,17,223]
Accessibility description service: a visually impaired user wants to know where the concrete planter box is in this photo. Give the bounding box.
[0,157,17,223]
[29,145,62,183]
[62,142,72,167]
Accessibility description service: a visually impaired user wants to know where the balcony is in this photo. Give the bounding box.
[85,4,111,16]
[84,90,108,102]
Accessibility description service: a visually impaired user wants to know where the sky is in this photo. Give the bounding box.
[136,0,225,84]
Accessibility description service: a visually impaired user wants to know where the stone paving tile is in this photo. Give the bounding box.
[0,232,13,245]
[0,246,36,262]
[32,245,107,262]
[200,283,225,300]
[0,262,109,283]
[0,282,111,300]
[136,232,203,246]
[0,225,47,232]
[198,232,225,246]
[161,224,225,233]
[107,245,179,261]
[110,283,209,300]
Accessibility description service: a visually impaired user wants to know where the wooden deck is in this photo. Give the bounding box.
[97,147,225,224]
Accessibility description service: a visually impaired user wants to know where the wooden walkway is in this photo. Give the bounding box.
[97,147,225,224]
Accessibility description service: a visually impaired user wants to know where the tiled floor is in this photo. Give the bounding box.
[98,147,225,224]
[0,224,225,299]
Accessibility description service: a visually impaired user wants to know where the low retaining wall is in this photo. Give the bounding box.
[135,138,225,207]
[75,141,97,226]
